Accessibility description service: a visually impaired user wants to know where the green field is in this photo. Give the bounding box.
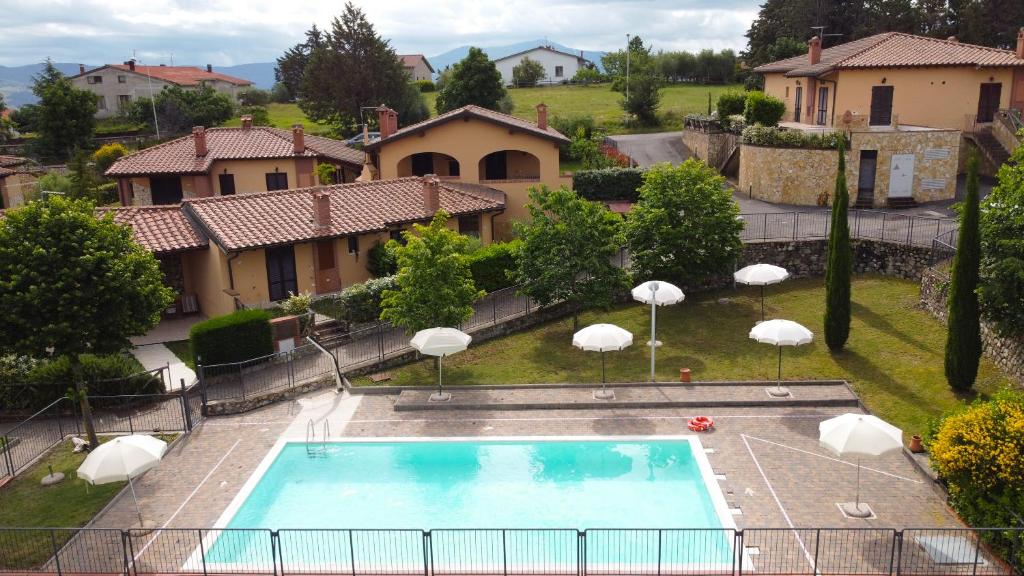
[241,84,740,136]
[354,276,1012,439]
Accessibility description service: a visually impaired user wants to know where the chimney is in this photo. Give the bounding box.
[536,103,548,130]
[1017,28,1024,59]
[192,126,208,157]
[312,189,331,229]
[128,59,136,72]
[808,36,822,65]
[292,124,305,154]
[422,174,440,214]
[79,64,85,74]
[206,64,213,73]
[388,110,399,137]
[377,105,393,138]
[241,115,253,130]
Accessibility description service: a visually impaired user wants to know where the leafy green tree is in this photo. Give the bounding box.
[0,94,13,143]
[380,211,483,332]
[67,148,98,200]
[239,105,271,126]
[275,24,325,101]
[298,4,427,130]
[979,138,1024,335]
[32,171,73,197]
[0,197,173,447]
[514,186,629,329]
[572,67,603,85]
[10,104,41,133]
[606,36,662,125]
[945,153,983,392]
[129,85,234,135]
[512,57,547,87]
[92,143,129,175]
[32,59,98,160]
[824,138,852,351]
[270,82,292,103]
[624,160,743,285]
[435,47,507,113]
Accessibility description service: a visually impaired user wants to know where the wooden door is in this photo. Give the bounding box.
[794,87,803,122]
[266,245,298,302]
[977,83,1002,123]
[870,86,894,126]
[314,239,340,294]
[857,150,878,203]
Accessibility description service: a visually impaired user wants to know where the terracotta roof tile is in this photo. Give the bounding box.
[184,177,505,251]
[99,206,208,254]
[107,64,252,86]
[365,104,569,150]
[755,32,1024,77]
[106,127,363,176]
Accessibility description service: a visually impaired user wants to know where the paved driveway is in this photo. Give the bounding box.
[606,131,687,167]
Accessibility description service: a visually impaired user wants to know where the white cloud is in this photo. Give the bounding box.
[0,0,760,66]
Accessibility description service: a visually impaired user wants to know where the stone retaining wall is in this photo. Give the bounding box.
[919,268,1024,386]
[681,129,738,169]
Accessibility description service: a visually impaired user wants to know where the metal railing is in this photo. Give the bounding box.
[0,526,1019,576]
[739,210,957,250]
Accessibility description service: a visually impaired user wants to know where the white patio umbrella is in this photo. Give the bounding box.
[749,319,813,397]
[819,414,903,518]
[573,323,633,399]
[734,264,790,322]
[632,281,685,382]
[410,327,472,402]
[77,435,168,527]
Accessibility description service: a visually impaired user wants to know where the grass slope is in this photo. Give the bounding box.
[357,276,1011,438]
[222,103,335,135]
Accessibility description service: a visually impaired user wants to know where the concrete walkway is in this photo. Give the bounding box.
[132,343,196,391]
[606,131,687,167]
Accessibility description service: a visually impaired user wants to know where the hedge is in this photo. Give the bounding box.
[467,240,521,292]
[743,91,786,127]
[573,168,646,202]
[0,354,164,412]
[716,91,747,119]
[741,125,847,149]
[189,309,273,366]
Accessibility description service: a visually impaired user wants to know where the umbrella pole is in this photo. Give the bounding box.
[650,299,657,382]
[776,346,783,394]
[760,285,765,322]
[128,475,144,527]
[601,351,606,388]
[855,457,862,510]
[438,355,443,396]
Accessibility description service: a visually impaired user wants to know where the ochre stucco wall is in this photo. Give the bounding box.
[375,117,563,237]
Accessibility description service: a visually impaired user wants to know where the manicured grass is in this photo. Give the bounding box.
[355,276,1011,438]
[222,103,335,135]
[0,434,177,568]
[164,339,195,370]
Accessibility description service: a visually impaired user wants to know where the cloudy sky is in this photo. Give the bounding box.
[1,0,760,67]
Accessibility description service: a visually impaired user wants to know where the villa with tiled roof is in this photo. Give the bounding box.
[364,103,571,238]
[71,60,253,119]
[106,118,364,206]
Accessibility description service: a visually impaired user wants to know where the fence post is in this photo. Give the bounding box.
[271,531,280,576]
[425,530,433,576]
[855,210,862,239]
[889,530,900,576]
[656,529,663,576]
[197,362,208,417]
[50,529,63,576]
[493,293,497,324]
[882,212,888,241]
[198,529,208,576]
[502,529,508,576]
[907,217,914,246]
[793,213,799,240]
[813,528,821,574]
[735,530,743,576]
[762,213,768,241]
[239,363,247,402]
[2,435,14,478]
[893,530,904,576]
[126,395,135,435]
[971,530,982,576]
[72,395,81,435]
[180,380,192,432]
[123,530,134,576]
[378,322,385,362]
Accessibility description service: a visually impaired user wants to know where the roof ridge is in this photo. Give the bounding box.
[886,31,1018,55]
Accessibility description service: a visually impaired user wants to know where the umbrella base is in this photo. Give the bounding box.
[593,389,616,400]
[428,392,452,402]
[839,502,875,518]
[40,472,65,486]
[766,386,791,397]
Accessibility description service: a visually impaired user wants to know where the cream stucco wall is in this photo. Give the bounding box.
[375,116,563,238]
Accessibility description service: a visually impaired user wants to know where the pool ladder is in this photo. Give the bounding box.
[305,419,330,456]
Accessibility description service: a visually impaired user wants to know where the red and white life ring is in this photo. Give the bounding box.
[688,416,714,432]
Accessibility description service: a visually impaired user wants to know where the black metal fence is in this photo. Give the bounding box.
[0,526,1019,576]
[0,391,200,482]
[739,210,957,250]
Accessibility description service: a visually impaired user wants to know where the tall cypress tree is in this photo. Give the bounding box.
[824,137,852,351]
[944,153,982,391]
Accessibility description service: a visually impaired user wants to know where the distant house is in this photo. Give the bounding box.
[492,46,589,86]
[106,118,363,206]
[0,155,42,210]
[70,60,253,119]
[400,54,434,82]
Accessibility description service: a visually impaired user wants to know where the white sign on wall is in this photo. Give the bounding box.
[888,153,916,198]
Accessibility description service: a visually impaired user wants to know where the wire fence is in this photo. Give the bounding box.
[0,527,1019,576]
[739,210,957,251]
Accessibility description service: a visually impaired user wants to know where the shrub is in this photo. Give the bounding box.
[573,168,645,202]
[512,57,546,87]
[979,140,1024,336]
[367,240,399,277]
[743,91,786,126]
[414,80,435,93]
[716,91,746,119]
[741,125,846,149]
[239,89,271,106]
[315,163,336,185]
[0,354,163,411]
[572,67,604,85]
[189,309,273,366]
[239,105,270,126]
[930,391,1024,568]
[311,276,397,325]
[91,143,129,175]
[467,240,521,292]
[550,114,596,141]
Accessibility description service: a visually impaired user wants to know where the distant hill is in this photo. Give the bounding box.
[0,61,276,109]
[428,39,607,74]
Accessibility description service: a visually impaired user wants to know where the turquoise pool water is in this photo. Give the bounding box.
[206,439,732,567]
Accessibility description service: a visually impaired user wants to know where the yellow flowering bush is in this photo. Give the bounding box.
[929,390,1024,569]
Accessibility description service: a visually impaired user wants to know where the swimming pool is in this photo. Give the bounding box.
[203,437,736,570]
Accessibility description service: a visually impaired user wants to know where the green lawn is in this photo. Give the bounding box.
[0,434,177,568]
[223,103,336,135]
[355,276,1011,439]
[164,340,194,370]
